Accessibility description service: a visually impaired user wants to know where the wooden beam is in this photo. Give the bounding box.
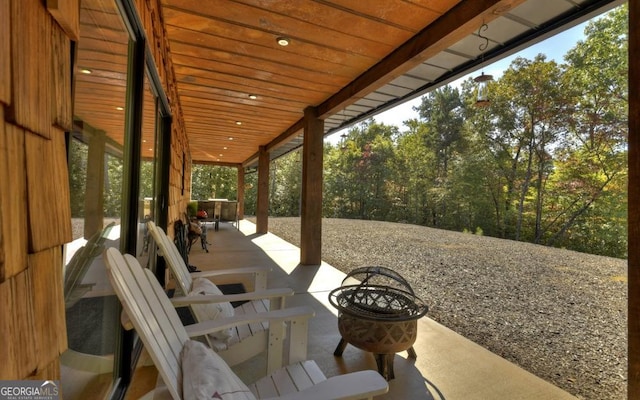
[242,118,305,167]
[192,160,242,168]
[317,0,525,118]
[300,107,323,265]
[256,146,269,234]
[629,1,639,398]
[237,167,245,219]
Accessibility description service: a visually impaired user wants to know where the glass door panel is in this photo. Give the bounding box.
[61,0,130,398]
[136,74,159,267]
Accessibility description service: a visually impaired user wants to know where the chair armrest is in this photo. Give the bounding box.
[189,265,270,279]
[121,310,134,331]
[268,370,389,400]
[169,288,294,306]
[190,265,270,290]
[183,306,315,338]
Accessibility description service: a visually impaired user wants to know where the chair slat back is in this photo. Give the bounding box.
[147,221,194,295]
[104,248,188,400]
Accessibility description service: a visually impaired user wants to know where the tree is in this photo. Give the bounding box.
[323,120,397,220]
[191,164,237,200]
[270,150,302,216]
[542,5,628,254]
[414,87,466,227]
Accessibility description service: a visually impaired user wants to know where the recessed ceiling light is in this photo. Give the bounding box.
[80,68,92,74]
[276,37,290,46]
[219,154,223,157]
[116,106,124,111]
[223,147,228,150]
[228,137,234,140]
[235,121,242,125]
[249,94,257,100]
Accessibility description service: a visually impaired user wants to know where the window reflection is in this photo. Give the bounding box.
[61,0,129,398]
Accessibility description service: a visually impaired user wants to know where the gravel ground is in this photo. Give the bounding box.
[256,217,627,400]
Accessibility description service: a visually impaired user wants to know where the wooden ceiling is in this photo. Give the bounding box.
[161,0,526,165]
[73,0,622,166]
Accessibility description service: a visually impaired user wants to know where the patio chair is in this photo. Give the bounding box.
[104,248,388,399]
[146,220,302,370]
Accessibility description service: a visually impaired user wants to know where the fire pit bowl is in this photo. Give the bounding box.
[328,266,428,380]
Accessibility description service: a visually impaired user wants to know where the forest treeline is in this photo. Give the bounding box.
[192,7,628,258]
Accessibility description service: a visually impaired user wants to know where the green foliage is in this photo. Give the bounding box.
[104,154,123,217]
[68,139,88,218]
[244,172,258,215]
[269,150,302,216]
[191,164,237,200]
[187,201,198,217]
[324,120,397,220]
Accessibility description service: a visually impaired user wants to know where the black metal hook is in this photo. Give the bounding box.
[478,22,490,52]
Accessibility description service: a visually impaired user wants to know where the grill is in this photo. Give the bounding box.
[329,266,428,380]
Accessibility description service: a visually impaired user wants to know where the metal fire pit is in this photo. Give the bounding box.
[328,266,428,380]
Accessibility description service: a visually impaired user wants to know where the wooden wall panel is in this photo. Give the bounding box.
[25,130,72,252]
[8,0,52,138]
[0,112,4,280]
[0,0,10,104]
[0,269,38,379]
[0,122,28,281]
[30,358,60,380]
[51,24,72,131]
[47,0,79,41]
[30,247,67,370]
[0,279,15,378]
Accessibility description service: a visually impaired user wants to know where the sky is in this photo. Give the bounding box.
[325,20,589,144]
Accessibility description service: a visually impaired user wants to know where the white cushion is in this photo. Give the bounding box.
[188,277,234,342]
[181,340,256,400]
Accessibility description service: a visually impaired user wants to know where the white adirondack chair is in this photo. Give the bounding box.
[147,221,298,369]
[104,248,388,400]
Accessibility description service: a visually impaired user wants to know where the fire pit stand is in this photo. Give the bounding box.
[328,266,428,380]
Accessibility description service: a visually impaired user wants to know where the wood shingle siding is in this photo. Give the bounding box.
[8,0,53,138]
[1,0,82,381]
[0,0,9,104]
[0,119,28,281]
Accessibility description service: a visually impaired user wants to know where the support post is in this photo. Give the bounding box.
[300,106,323,265]
[256,146,269,234]
[237,166,245,220]
[629,1,639,398]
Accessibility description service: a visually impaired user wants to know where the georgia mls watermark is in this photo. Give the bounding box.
[0,380,60,400]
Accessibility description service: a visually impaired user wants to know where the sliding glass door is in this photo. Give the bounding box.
[61,1,171,398]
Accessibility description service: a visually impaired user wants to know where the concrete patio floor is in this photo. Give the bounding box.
[174,219,578,400]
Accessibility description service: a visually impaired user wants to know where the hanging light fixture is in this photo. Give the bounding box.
[474,72,492,107]
[474,22,493,107]
[338,108,349,151]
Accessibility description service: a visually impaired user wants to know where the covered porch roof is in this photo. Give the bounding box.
[155,0,623,167]
[74,0,624,165]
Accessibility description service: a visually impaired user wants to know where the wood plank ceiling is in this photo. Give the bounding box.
[161,0,526,165]
[160,0,622,167]
[74,0,622,166]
